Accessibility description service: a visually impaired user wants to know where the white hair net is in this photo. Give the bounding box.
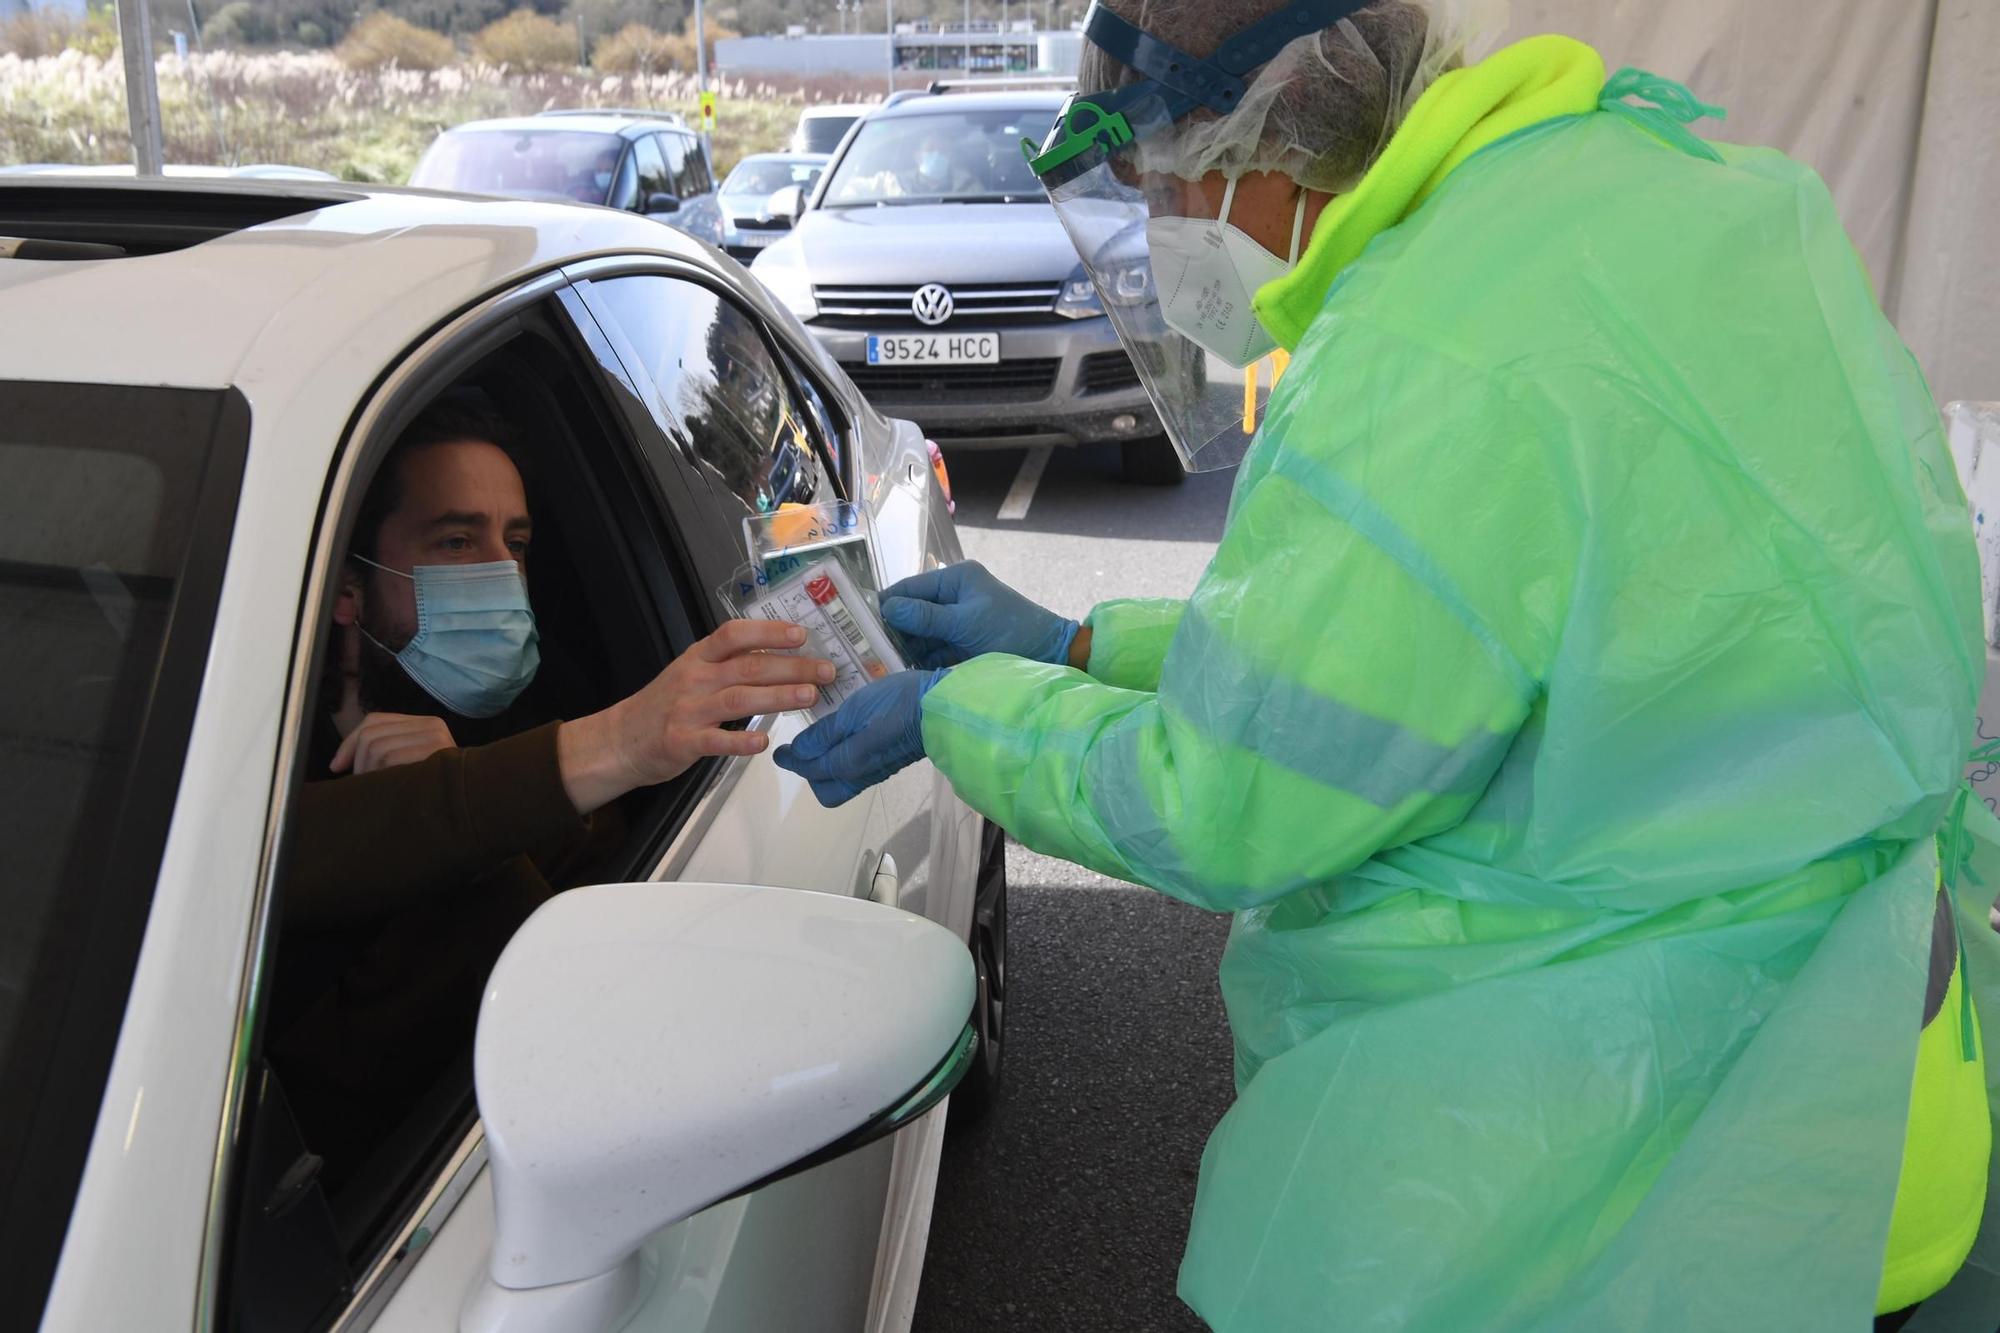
[1078,0,1505,193]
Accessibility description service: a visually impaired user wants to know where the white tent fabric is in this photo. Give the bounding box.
[1501,0,1998,406]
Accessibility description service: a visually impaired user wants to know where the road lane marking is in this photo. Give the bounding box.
[997,445,1053,521]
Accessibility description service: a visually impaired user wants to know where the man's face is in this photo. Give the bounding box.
[350,439,533,650]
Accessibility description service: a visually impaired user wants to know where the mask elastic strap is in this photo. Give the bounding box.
[358,624,402,660]
[351,551,413,581]
[1288,190,1308,265]
[1218,174,1241,229]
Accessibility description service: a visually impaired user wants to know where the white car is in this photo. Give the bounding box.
[790,103,875,156]
[0,177,1010,1333]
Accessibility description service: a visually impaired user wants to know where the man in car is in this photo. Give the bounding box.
[269,396,832,1184]
[837,126,983,201]
[575,143,621,203]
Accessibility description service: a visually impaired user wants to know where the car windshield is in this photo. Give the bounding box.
[822,108,1050,207]
[410,128,624,204]
[795,114,860,154]
[0,382,240,1328]
[721,158,823,199]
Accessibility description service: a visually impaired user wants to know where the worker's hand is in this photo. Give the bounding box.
[774,669,947,807]
[558,619,834,815]
[331,712,456,775]
[880,561,1078,668]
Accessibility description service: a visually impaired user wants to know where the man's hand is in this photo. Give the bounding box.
[331,712,456,775]
[557,620,835,815]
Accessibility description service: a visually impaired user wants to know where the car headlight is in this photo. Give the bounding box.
[750,247,817,321]
[1053,263,1102,320]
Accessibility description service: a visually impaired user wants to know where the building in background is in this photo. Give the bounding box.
[718,23,1081,82]
[0,0,87,18]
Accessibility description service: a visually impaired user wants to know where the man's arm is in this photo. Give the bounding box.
[284,620,833,925]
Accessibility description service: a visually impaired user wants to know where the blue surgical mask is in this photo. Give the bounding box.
[356,555,540,719]
[594,170,613,191]
[918,151,949,181]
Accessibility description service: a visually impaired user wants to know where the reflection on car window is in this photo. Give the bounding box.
[0,382,238,1325]
[824,109,1048,206]
[632,135,670,203]
[411,128,625,205]
[593,275,832,515]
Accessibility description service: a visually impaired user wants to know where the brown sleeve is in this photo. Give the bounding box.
[281,722,587,928]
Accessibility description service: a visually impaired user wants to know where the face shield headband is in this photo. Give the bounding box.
[1023,0,1373,190]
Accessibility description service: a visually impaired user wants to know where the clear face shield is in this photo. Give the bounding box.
[1023,0,1370,473]
[1029,94,1294,473]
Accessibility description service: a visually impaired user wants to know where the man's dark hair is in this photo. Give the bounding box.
[348,390,521,565]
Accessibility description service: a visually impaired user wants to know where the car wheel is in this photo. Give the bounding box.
[1121,434,1186,486]
[950,818,1008,1127]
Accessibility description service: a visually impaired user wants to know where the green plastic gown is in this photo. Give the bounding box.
[920,36,1989,1332]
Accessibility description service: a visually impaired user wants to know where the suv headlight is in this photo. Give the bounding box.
[1053,264,1102,320]
[751,247,817,321]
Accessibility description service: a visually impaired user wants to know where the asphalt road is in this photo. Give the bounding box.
[912,444,1240,1333]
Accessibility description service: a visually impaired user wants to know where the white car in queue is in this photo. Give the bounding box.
[0,177,1012,1333]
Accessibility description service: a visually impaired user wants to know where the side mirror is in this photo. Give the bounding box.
[643,191,681,215]
[766,184,805,226]
[461,881,975,1333]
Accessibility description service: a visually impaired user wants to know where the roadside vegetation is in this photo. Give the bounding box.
[0,0,924,183]
[0,47,850,182]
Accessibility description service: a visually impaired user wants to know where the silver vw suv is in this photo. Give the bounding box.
[750,91,1178,482]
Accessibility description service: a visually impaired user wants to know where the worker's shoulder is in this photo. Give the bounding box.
[1393,109,1841,289]
[1327,109,1857,366]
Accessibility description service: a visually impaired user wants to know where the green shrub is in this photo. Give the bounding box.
[591,22,672,74]
[295,20,331,47]
[337,12,456,71]
[470,9,575,71]
[201,2,270,47]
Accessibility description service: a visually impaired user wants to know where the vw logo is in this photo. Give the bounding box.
[912,283,954,327]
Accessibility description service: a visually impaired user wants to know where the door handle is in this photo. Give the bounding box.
[869,853,900,909]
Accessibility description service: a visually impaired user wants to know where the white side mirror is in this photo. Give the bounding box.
[461,881,975,1333]
[766,184,805,225]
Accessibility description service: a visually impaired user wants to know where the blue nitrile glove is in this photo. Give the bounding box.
[879,561,1080,668]
[773,668,947,807]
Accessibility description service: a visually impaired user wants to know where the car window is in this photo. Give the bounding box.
[823,108,1047,206]
[670,133,711,197]
[231,300,720,1320]
[588,274,836,519]
[607,145,639,211]
[796,113,860,155]
[411,128,624,205]
[0,382,244,1333]
[632,134,670,203]
[721,157,822,198]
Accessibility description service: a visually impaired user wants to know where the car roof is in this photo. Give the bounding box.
[440,114,689,139]
[869,90,1066,121]
[0,178,712,394]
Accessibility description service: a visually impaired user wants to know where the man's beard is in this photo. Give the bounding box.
[355,629,450,718]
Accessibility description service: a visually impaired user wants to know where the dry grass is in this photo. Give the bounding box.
[0,50,881,182]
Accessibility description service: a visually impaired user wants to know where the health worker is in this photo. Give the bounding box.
[775,2,1996,1327]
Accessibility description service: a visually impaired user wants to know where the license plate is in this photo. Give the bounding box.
[867,332,999,365]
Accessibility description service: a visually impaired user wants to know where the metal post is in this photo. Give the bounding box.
[963,0,970,73]
[116,0,165,175]
[693,0,709,159]
[886,0,896,93]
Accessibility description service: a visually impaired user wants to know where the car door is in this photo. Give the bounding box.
[657,130,722,246]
